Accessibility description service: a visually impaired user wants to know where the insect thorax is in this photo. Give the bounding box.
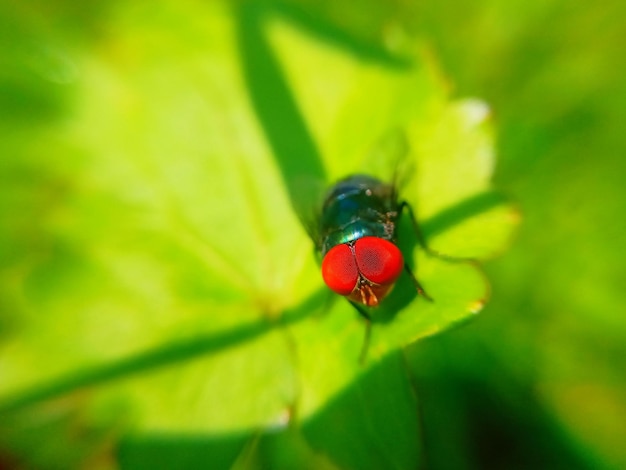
[319,175,399,255]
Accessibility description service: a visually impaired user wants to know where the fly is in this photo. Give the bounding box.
[317,174,432,329]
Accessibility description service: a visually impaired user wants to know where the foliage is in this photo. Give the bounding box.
[1,0,625,469]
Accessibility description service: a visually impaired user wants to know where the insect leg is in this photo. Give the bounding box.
[398,200,439,256]
[348,300,372,364]
[348,300,370,320]
[398,200,475,262]
[404,262,433,302]
[399,199,491,303]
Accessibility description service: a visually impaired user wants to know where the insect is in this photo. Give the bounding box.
[316,174,432,323]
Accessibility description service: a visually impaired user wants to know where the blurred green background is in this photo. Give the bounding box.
[1,0,625,469]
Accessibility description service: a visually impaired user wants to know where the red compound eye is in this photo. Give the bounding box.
[321,244,359,296]
[354,237,404,286]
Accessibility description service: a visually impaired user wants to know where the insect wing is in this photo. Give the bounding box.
[290,174,328,251]
[355,128,415,200]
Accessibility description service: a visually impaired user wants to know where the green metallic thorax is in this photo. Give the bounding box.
[319,175,400,255]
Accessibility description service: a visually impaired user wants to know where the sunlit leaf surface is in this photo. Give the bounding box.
[0,1,516,468]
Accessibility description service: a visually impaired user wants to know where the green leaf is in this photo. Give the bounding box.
[0,1,516,468]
